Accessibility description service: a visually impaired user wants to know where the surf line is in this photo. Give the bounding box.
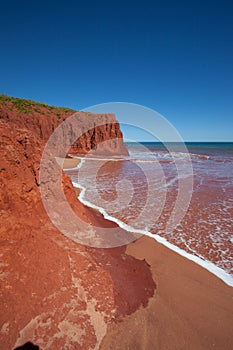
[65,156,233,287]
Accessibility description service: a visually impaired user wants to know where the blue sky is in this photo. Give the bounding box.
[0,0,232,141]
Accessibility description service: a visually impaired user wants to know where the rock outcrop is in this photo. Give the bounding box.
[0,95,128,156]
[67,112,128,156]
[0,95,154,349]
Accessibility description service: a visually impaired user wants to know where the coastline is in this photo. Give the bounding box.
[63,156,233,349]
[5,154,232,349]
[64,156,233,287]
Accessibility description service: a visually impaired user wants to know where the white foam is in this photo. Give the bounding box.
[68,152,208,164]
[128,150,210,161]
[68,154,129,162]
[64,166,80,171]
[71,177,233,288]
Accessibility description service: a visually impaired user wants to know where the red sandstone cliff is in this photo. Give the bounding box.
[0,95,128,156]
[0,95,154,349]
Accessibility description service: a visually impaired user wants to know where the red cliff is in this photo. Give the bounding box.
[0,95,128,156]
[0,95,154,350]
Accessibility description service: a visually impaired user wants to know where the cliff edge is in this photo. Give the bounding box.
[0,95,128,156]
[0,95,154,350]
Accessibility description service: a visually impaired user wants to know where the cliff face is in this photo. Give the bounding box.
[0,95,128,156]
[67,113,128,155]
[0,95,154,349]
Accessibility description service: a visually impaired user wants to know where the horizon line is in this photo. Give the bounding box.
[124,140,233,143]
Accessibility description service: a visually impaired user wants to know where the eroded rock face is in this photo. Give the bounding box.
[0,97,154,349]
[0,96,128,156]
[61,112,129,156]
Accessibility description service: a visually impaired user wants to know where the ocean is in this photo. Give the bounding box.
[65,142,233,286]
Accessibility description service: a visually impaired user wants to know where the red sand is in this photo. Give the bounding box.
[100,235,233,350]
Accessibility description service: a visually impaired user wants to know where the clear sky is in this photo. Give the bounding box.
[0,0,232,141]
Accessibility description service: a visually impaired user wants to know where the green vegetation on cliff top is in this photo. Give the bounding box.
[0,94,76,114]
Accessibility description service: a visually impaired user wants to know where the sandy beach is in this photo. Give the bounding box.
[64,158,233,350]
[100,235,233,349]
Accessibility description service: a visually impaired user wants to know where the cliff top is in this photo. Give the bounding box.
[0,94,76,115]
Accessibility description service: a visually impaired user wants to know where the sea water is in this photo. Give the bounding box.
[65,142,233,286]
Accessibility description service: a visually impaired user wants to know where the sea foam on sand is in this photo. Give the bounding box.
[69,158,233,287]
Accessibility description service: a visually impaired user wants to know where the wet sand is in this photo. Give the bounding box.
[55,156,80,169]
[100,235,233,350]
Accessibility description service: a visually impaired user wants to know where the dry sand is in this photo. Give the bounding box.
[100,235,233,350]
